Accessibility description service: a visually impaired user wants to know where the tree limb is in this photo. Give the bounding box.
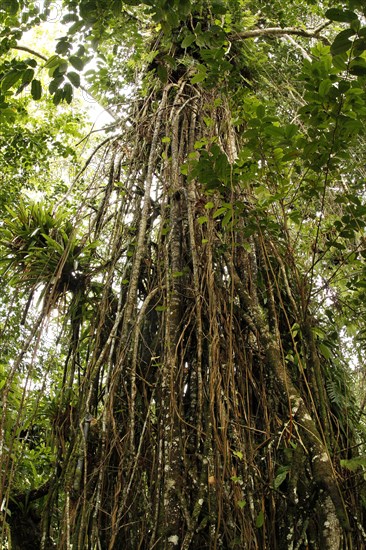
[14,45,47,61]
[9,479,51,509]
[232,25,330,45]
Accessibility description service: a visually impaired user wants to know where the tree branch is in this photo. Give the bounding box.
[13,45,47,61]
[9,479,51,509]
[283,34,312,61]
[233,26,330,45]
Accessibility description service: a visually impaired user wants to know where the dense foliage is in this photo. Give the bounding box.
[1,0,366,548]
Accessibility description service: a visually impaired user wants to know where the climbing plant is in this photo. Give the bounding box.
[1,1,366,549]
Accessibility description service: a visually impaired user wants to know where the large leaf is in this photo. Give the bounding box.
[349,57,366,75]
[31,79,42,100]
[1,70,22,91]
[67,71,81,88]
[44,55,62,69]
[69,55,85,71]
[330,28,356,55]
[325,8,358,22]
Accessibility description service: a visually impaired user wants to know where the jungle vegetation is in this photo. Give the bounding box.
[1,0,366,548]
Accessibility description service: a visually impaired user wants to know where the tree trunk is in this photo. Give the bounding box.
[2,2,366,549]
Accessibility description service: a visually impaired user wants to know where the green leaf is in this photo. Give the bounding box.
[340,457,366,471]
[31,79,42,100]
[212,0,227,14]
[4,0,19,15]
[318,79,332,97]
[291,322,300,338]
[163,55,176,69]
[352,38,366,55]
[231,475,243,484]
[69,55,84,71]
[238,499,246,509]
[44,55,62,69]
[157,64,168,83]
[21,68,34,85]
[67,71,81,88]
[56,40,72,55]
[68,20,84,34]
[256,510,264,528]
[1,70,22,92]
[256,104,265,118]
[339,80,351,93]
[274,469,289,489]
[194,139,205,149]
[53,88,64,106]
[350,58,366,75]
[57,62,69,75]
[264,124,283,138]
[191,65,207,84]
[318,342,332,360]
[49,77,64,94]
[332,53,348,70]
[181,33,196,49]
[284,124,298,139]
[26,59,38,68]
[222,209,233,226]
[331,29,356,55]
[178,0,191,17]
[62,13,79,24]
[350,18,361,32]
[203,116,214,127]
[165,10,179,28]
[233,450,243,460]
[325,8,358,22]
[195,32,206,48]
[63,83,73,104]
[39,234,63,254]
[213,207,227,218]
[79,1,98,23]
